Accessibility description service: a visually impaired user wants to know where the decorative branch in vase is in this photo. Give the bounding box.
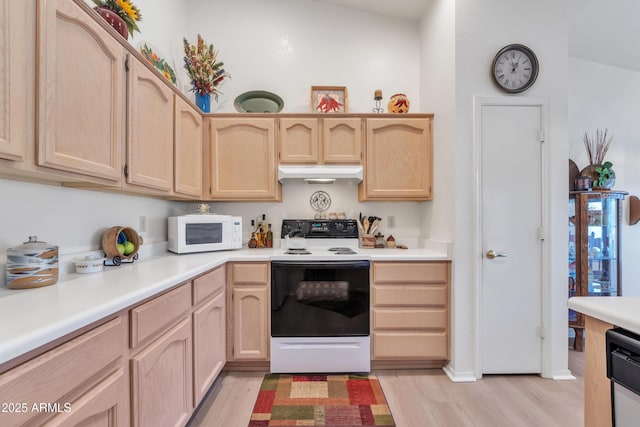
[580,128,616,190]
[183,34,230,113]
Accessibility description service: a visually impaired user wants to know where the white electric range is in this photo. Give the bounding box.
[270,219,371,373]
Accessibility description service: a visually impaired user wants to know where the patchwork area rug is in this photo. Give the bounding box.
[248,373,396,426]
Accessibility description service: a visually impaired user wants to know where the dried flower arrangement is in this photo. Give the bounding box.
[583,128,613,165]
[92,0,141,36]
[582,128,616,189]
[183,34,230,99]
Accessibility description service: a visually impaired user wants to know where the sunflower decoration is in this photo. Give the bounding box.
[92,0,142,37]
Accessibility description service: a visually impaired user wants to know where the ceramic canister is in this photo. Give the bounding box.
[388,93,410,113]
[6,236,59,289]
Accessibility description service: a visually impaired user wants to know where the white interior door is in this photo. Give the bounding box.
[480,102,544,374]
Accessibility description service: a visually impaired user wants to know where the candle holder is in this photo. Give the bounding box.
[372,89,384,113]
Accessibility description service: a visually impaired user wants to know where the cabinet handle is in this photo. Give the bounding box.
[486,250,507,259]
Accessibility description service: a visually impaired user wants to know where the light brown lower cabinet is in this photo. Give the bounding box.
[131,317,193,427]
[192,266,226,405]
[42,369,128,427]
[371,261,450,363]
[226,262,270,362]
[0,266,229,427]
[0,317,127,427]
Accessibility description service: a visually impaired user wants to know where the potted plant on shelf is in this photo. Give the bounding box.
[593,161,616,190]
[580,128,615,190]
[92,0,142,39]
[183,34,230,113]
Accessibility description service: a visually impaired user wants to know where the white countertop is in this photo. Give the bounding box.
[568,296,640,335]
[0,247,449,367]
[364,248,450,261]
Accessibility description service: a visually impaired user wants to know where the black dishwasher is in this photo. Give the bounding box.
[606,328,640,427]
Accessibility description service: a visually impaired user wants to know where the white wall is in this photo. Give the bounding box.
[453,0,569,379]
[187,181,425,247]
[419,0,456,243]
[185,0,421,113]
[569,57,640,296]
[0,180,186,286]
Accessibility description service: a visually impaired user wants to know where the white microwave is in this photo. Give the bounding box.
[168,215,242,254]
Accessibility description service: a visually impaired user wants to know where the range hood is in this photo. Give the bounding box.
[277,165,363,183]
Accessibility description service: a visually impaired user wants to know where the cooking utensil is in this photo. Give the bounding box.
[285,229,307,249]
[6,236,59,289]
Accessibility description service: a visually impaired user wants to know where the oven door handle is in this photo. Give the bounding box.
[271,260,370,269]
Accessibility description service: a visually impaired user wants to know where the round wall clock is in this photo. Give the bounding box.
[491,44,539,93]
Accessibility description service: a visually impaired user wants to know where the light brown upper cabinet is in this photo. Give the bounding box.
[37,0,123,182]
[278,116,362,164]
[359,116,433,201]
[126,55,174,192]
[279,117,319,164]
[322,117,362,163]
[206,117,281,201]
[173,95,203,199]
[0,0,29,162]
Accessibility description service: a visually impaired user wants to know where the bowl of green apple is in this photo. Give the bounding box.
[101,226,142,266]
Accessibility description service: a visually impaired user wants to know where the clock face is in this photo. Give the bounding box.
[492,44,539,93]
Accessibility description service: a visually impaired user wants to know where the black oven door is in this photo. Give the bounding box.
[271,260,370,337]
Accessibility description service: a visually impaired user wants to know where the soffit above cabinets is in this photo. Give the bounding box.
[312,0,427,22]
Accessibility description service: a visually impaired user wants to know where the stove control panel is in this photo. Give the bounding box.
[281,219,359,239]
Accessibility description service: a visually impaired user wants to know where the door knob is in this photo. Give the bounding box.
[486,250,507,259]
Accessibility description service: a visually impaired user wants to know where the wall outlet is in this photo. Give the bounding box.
[388,216,395,228]
[139,216,147,233]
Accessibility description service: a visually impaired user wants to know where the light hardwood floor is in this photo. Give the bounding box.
[189,349,584,427]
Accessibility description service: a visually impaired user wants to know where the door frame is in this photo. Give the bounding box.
[472,96,551,379]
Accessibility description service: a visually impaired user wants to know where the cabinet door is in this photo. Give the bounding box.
[127,56,174,191]
[193,291,225,405]
[0,0,29,161]
[278,117,319,163]
[322,118,362,164]
[131,317,193,427]
[207,118,281,200]
[232,285,269,361]
[0,317,125,427]
[42,369,128,427]
[360,118,432,201]
[174,95,203,198]
[37,0,123,181]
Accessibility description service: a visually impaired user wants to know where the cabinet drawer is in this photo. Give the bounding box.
[373,285,447,306]
[373,262,448,284]
[230,262,269,283]
[0,317,124,427]
[131,283,191,348]
[193,265,225,306]
[373,308,447,330]
[372,331,448,359]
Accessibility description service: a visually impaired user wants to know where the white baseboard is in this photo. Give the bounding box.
[442,364,477,382]
[550,369,576,380]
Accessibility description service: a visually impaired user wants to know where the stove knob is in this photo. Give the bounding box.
[334,222,344,231]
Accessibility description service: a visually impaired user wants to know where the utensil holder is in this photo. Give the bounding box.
[362,234,376,249]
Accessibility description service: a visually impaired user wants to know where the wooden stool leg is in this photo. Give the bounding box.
[573,327,584,352]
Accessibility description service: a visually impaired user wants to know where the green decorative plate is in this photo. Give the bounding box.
[234,91,284,113]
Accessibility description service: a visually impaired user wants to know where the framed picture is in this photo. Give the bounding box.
[310,86,348,113]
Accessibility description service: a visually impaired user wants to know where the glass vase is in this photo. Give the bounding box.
[195,92,211,113]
